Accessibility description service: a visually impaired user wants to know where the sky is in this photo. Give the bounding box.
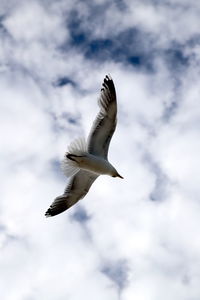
[1,0,200,299]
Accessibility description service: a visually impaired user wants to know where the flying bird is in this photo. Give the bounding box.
[45,75,123,217]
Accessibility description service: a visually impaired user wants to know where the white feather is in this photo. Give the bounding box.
[68,137,87,155]
[61,137,87,178]
[61,159,80,177]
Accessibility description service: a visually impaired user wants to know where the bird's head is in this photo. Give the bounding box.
[112,170,124,179]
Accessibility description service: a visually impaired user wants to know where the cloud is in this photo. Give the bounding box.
[1,0,200,299]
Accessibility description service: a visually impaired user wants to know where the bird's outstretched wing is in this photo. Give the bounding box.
[87,74,117,159]
[45,170,98,217]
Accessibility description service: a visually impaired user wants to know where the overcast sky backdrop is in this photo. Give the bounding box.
[1,0,200,299]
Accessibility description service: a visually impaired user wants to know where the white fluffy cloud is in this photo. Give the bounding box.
[1,0,200,299]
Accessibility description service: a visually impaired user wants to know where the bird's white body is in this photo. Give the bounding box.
[70,153,117,176]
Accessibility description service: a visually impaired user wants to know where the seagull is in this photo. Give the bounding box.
[45,74,123,217]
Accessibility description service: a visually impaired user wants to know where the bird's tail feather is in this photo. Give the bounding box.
[61,137,87,178]
[68,137,87,154]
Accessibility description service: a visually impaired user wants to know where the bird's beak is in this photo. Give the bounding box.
[117,173,124,179]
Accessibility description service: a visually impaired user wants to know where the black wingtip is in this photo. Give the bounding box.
[45,194,73,218]
[105,74,112,80]
[45,209,52,217]
[102,74,116,97]
[104,74,112,83]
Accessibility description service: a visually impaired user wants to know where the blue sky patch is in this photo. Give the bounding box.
[164,47,190,70]
[54,76,75,87]
[65,11,156,70]
[101,259,129,291]
[71,206,91,223]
